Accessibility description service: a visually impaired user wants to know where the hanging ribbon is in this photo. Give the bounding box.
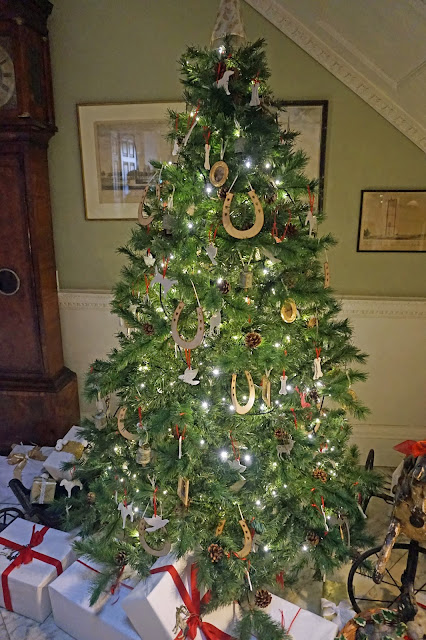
[209,225,219,243]
[394,440,426,457]
[307,185,315,214]
[185,349,191,369]
[229,431,240,461]
[272,209,292,243]
[153,486,158,517]
[290,408,298,429]
[149,563,234,640]
[175,425,187,460]
[315,347,321,359]
[162,256,169,277]
[138,407,143,428]
[276,571,285,589]
[0,525,63,612]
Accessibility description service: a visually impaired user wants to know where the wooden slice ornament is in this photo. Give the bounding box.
[222,190,264,239]
[117,407,139,441]
[280,299,297,323]
[138,520,171,557]
[209,161,229,188]
[137,186,155,227]
[231,371,255,415]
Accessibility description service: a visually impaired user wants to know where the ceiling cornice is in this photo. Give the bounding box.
[245,0,426,152]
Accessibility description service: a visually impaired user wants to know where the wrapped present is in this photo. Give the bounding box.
[0,445,54,504]
[49,558,140,640]
[122,553,338,640]
[30,473,57,504]
[320,580,355,630]
[0,517,75,622]
[44,426,88,481]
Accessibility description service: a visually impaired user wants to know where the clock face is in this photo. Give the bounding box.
[0,44,16,108]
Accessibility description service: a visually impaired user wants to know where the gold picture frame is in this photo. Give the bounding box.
[77,101,185,220]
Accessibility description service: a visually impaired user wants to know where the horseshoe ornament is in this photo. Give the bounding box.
[138,186,155,226]
[215,518,252,559]
[222,190,264,239]
[117,407,139,441]
[231,371,255,415]
[138,520,171,557]
[280,299,297,323]
[171,301,205,350]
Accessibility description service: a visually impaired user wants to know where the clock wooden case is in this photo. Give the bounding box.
[0,0,80,451]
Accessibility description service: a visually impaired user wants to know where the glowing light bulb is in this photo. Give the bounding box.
[283,484,287,488]
[217,277,223,284]
[264,545,269,552]
[274,342,281,348]
[187,222,193,229]
[272,490,277,497]
[245,158,252,168]
[200,439,205,445]
[140,383,145,388]
[244,454,251,463]
[265,162,271,169]
[163,490,167,495]
[206,185,213,194]
[256,500,261,506]
[134,507,139,513]
[202,401,209,410]
[286,385,293,392]
[220,451,228,461]
[229,405,235,412]
[302,544,308,552]
[275,178,281,186]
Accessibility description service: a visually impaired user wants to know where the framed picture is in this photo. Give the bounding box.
[278,100,328,211]
[77,102,185,220]
[358,190,426,252]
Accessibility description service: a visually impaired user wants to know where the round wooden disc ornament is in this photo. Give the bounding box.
[171,301,205,350]
[231,371,255,415]
[117,407,139,441]
[280,299,297,323]
[137,186,155,227]
[222,190,264,239]
[209,160,229,188]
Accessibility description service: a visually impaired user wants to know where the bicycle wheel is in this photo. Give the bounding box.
[348,543,426,614]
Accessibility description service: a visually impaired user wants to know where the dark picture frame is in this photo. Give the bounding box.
[357,190,426,253]
[279,100,328,211]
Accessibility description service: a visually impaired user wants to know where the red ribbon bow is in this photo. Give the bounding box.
[0,525,63,612]
[150,563,234,640]
[394,440,426,457]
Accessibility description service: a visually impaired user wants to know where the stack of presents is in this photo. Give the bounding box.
[0,427,342,639]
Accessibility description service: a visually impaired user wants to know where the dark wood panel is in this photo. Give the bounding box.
[0,152,43,373]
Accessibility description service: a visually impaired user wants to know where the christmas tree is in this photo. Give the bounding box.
[63,7,378,638]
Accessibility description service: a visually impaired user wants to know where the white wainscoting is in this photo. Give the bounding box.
[58,291,426,466]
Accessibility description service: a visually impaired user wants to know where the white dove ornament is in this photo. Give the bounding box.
[118,501,134,529]
[206,243,218,265]
[216,70,234,95]
[60,478,83,498]
[178,367,200,385]
[228,459,247,473]
[150,266,178,295]
[144,514,170,533]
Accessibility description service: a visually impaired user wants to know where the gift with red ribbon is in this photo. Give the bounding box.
[0,518,75,622]
[123,553,239,640]
[49,558,140,640]
[394,440,426,458]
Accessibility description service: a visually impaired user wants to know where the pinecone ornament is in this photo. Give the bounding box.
[254,589,272,609]
[87,491,96,504]
[285,223,298,238]
[217,186,229,200]
[264,191,277,204]
[307,317,318,329]
[218,280,231,295]
[115,550,128,566]
[307,531,320,547]
[208,543,224,563]
[245,331,262,349]
[143,322,155,336]
[274,428,288,441]
[313,468,328,483]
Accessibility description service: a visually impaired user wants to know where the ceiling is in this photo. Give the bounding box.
[245,0,426,152]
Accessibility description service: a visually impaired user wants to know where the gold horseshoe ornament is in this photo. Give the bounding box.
[222,190,264,239]
[138,520,171,557]
[117,407,139,441]
[231,371,255,415]
[280,299,297,323]
[138,186,155,226]
[215,518,252,559]
[171,301,205,350]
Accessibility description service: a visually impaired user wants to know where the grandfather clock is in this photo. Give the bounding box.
[0,0,80,451]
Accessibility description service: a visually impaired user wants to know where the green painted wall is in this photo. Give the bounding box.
[48,0,426,296]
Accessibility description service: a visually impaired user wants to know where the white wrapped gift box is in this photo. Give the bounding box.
[122,553,338,640]
[0,445,54,503]
[44,426,88,481]
[0,518,75,622]
[49,558,141,640]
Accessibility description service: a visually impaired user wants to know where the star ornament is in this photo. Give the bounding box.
[144,515,169,533]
